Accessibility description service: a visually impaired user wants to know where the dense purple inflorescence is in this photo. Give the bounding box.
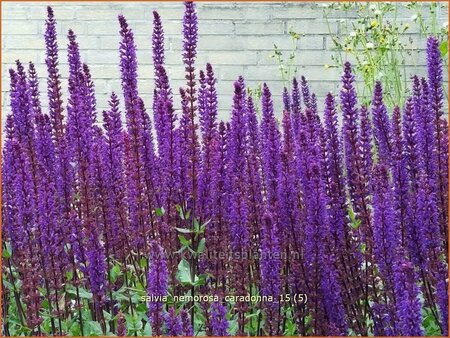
[2,2,448,337]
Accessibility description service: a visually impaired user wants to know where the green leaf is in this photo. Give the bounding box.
[245,311,260,319]
[67,287,93,299]
[136,302,147,313]
[69,322,81,336]
[112,291,130,302]
[201,219,211,231]
[139,257,147,269]
[228,319,239,335]
[41,316,52,334]
[439,41,448,57]
[41,298,49,310]
[103,310,113,322]
[197,238,206,254]
[359,243,366,254]
[79,288,93,299]
[193,274,206,287]
[175,205,184,220]
[143,322,152,336]
[110,264,121,284]
[2,280,14,291]
[175,227,193,234]
[125,313,143,334]
[348,207,362,229]
[176,259,192,285]
[155,207,165,217]
[423,307,441,336]
[3,242,12,258]
[178,235,191,247]
[66,270,73,282]
[86,320,103,336]
[125,286,147,295]
[194,219,200,232]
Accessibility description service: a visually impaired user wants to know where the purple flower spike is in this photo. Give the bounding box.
[86,232,107,306]
[152,11,164,67]
[417,77,437,182]
[180,309,193,336]
[260,210,282,335]
[260,83,282,211]
[27,62,41,119]
[394,260,423,336]
[402,96,420,188]
[12,61,35,148]
[245,96,264,258]
[227,78,250,335]
[45,6,65,140]
[102,92,129,261]
[2,115,16,241]
[147,242,169,336]
[426,36,448,248]
[211,301,229,336]
[341,64,373,248]
[227,78,250,252]
[198,63,218,217]
[164,307,183,336]
[323,92,346,249]
[371,81,392,163]
[35,112,68,288]
[391,106,409,246]
[282,86,291,112]
[300,75,311,109]
[372,164,399,283]
[340,62,359,200]
[181,0,200,207]
[291,77,302,136]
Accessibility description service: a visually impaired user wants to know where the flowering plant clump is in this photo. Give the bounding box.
[1,2,448,337]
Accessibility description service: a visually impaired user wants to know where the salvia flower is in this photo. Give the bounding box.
[180,309,194,336]
[340,62,359,202]
[372,164,399,285]
[371,81,392,163]
[426,36,448,246]
[147,242,169,336]
[226,78,250,335]
[393,259,423,336]
[45,6,65,140]
[211,301,229,336]
[2,7,448,337]
[152,11,165,67]
[260,83,283,212]
[164,307,183,336]
[260,211,282,335]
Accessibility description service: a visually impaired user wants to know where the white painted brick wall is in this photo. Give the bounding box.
[1,1,448,123]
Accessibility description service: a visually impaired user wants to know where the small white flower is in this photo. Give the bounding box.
[350,31,357,37]
[443,21,448,28]
[370,4,377,10]
[411,14,418,21]
[374,10,382,15]
[366,42,375,49]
